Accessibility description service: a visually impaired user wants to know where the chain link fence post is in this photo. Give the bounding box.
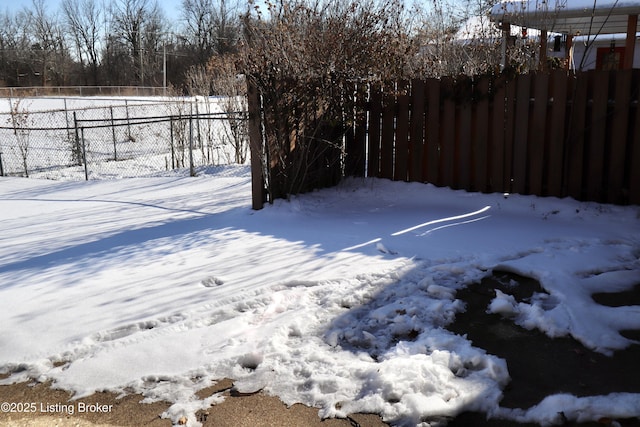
[80,127,88,181]
[110,106,117,161]
[170,116,175,169]
[73,112,82,166]
[189,103,195,177]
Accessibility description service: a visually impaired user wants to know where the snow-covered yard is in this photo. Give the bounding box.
[0,162,639,426]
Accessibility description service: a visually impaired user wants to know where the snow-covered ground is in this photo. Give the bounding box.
[1,162,639,426]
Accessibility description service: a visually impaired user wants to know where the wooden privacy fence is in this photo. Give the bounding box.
[345,69,640,205]
[248,70,640,209]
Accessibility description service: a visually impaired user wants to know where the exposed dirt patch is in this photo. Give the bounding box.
[447,271,640,426]
[0,379,389,427]
[592,284,640,307]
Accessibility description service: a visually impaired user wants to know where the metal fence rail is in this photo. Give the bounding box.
[0,100,248,180]
[0,86,168,98]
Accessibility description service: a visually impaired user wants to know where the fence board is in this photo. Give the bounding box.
[547,70,568,197]
[381,91,395,180]
[457,78,473,190]
[587,71,609,202]
[425,79,441,184]
[631,99,640,205]
[409,79,425,182]
[368,88,383,177]
[567,72,588,200]
[504,77,517,193]
[441,77,456,188]
[512,74,531,194]
[474,76,490,193]
[528,73,548,196]
[346,83,367,177]
[395,83,410,181]
[490,75,507,193]
[607,70,632,204]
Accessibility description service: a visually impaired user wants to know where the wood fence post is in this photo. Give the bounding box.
[247,78,265,210]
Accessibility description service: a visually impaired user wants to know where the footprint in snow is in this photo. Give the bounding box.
[201,276,225,287]
[376,242,397,255]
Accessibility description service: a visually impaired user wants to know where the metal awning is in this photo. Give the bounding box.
[490,0,640,69]
[490,0,640,35]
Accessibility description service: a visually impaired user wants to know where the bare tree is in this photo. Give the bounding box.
[25,0,68,86]
[108,0,167,86]
[241,0,419,197]
[207,54,247,164]
[0,11,33,86]
[62,0,103,85]
[181,0,216,63]
[7,98,31,177]
[181,0,241,64]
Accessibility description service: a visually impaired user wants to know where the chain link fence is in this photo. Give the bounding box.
[0,97,248,180]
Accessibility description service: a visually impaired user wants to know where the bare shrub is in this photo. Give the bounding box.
[240,0,419,198]
[7,99,32,177]
[207,53,248,164]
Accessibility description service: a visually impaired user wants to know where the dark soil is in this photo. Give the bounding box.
[447,271,640,427]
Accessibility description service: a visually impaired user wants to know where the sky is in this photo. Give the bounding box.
[1,97,639,427]
[2,0,184,20]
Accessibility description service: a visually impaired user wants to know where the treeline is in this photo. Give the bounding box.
[0,0,243,90]
[1,0,536,93]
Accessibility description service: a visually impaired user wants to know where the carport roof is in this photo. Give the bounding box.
[490,0,640,35]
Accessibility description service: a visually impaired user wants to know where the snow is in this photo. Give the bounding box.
[1,102,640,426]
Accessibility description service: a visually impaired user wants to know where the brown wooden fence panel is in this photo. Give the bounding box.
[248,71,639,208]
[425,79,441,185]
[547,70,568,197]
[409,79,425,182]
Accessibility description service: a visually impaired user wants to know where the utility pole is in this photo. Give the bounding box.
[139,30,144,86]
